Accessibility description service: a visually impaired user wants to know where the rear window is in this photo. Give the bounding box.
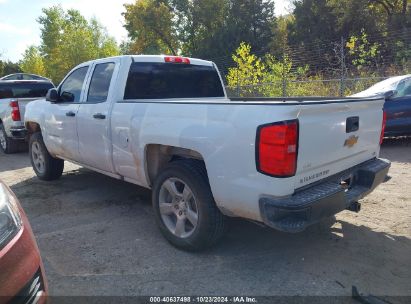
[124,62,225,99]
[0,82,54,99]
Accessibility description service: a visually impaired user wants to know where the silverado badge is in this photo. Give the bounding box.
[344,135,359,148]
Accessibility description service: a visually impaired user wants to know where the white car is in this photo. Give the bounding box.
[352,75,411,137]
[24,55,390,250]
[351,74,411,98]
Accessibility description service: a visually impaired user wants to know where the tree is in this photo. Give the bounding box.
[123,0,179,55]
[346,29,381,70]
[368,0,411,28]
[288,0,410,45]
[173,0,230,59]
[32,5,120,83]
[0,58,22,77]
[225,0,276,56]
[288,0,338,46]
[19,46,47,76]
[227,42,332,97]
[226,42,266,96]
[122,0,277,60]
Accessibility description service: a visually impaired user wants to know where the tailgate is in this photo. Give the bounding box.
[294,98,385,189]
[15,98,39,121]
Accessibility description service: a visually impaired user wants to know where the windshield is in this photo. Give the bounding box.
[355,77,400,96]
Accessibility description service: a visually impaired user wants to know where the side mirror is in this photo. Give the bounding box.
[46,88,59,102]
[384,90,397,100]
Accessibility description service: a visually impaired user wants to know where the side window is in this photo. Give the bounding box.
[59,66,89,102]
[87,63,115,102]
[396,78,411,97]
[402,79,411,96]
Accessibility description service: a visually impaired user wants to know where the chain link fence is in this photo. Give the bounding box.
[210,28,411,98]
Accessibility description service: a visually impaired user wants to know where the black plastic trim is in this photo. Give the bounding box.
[259,158,391,233]
[9,268,44,304]
[116,96,383,106]
[10,127,27,139]
[346,116,359,133]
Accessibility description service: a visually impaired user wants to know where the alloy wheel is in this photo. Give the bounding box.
[158,177,199,238]
[31,141,45,174]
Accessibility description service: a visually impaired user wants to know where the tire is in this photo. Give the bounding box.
[29,132,64,181]
[0,123,19,154]
[152,159,226,251]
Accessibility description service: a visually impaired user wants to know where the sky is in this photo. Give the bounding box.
[0,0,291,62]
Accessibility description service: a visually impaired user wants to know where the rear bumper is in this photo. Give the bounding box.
[9,126,27,140]
[259,158,391,233]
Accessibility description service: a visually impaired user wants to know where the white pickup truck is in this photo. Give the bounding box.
[24,55,390,250]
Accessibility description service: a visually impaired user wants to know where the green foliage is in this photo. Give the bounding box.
[20,5,120,84]
[392,40,411,68]
[287,0,409,73]
[3,0,409,97]
[289,0,339,45]
[289,0,409,44]
[346,29,381,69]
[0,58,22,77]
[123,0,178,55]
[19,46,46,76]
[0,52,22,77]
[227,43,326,97]
[123,0,276,59]
[226,43,266,96]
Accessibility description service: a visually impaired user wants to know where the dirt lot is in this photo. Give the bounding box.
[0,140,410,299]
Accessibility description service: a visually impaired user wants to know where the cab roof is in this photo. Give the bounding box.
[83,55,214,67]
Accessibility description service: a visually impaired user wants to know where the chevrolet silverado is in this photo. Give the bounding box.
[24,55,390,250]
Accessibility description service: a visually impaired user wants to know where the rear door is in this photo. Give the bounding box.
[43,65,90,160]
[111,57,226,182]
[76,59,119,173]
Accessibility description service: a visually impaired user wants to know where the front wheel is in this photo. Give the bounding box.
[29,132,64,181]
[152,159,226,251]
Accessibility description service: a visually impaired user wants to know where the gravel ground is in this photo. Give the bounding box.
[0,139,410,300]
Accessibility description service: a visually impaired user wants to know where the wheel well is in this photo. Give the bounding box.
[25,122,41,134]
[145,144,205,186]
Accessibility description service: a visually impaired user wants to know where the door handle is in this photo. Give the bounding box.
[93,113,106,119]
[66,111,76,117]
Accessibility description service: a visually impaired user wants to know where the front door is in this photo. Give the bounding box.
[76,60,118,173]
[43,65,90,161]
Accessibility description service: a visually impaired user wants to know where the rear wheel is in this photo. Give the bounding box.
[29,132,64,181]
[0,123,18,154]
[152,159,226,251]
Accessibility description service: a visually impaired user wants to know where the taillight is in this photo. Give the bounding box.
[164,56,190,64]
[10,100,21,121]
[380,111,386,145]
[256,120,299,177]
